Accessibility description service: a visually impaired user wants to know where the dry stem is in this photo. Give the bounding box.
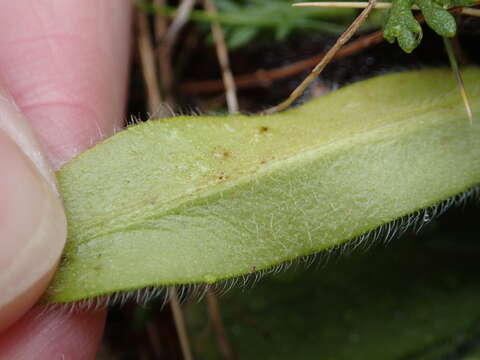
[180,30,384,95]
[443,37,473,123]
[294,1,420,9]
[204,0,239,113]
[461,7,480,16]
[293,0,480,13]
[136,9,163,113]
[157,0,195,106]
[154,0,175,108]
[206,289,236,360]
[263,0,377,114]
[169,286,194,360]
[164,0,196,44]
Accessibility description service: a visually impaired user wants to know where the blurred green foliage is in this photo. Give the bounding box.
[209,0,357,48]
[139,0,479,52]
[139,0,357,49]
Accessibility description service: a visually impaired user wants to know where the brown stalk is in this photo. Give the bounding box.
[206,289,236,360]
[204,0,239,113]
[169,287,194,360]
[157,0,196,105]
[263,0,378,114]
[179,30,385,95]
[136,9,163,113]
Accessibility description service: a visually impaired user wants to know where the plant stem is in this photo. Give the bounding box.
[204,0,239,114]
[264,0,377,114]
[169,286,194,360]
[443,37,473,123]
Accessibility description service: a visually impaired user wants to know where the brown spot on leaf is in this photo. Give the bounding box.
[213,147,231,159]
[218,171,229,181]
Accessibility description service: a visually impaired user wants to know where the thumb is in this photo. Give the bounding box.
[0,91,67,333]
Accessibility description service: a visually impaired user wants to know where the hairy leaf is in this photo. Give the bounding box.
[186,218,480,359]
[45,68,480,303]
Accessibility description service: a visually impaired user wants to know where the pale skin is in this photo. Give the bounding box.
[0,1,132,358]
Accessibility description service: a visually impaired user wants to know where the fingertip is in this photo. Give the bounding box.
[0,0,132,168]
[0,97,67,332]
[0,306,107,359]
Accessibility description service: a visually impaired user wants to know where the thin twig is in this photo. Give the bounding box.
[263,0,377,114]
[443,37,473,123]
[461,7,480,16]
[154,0,168,38]
[294,1,418,8]
[158,0,195,106]
[136,9,163,113]
[206,289,236,360]
[169,286,194,360]
[204,0,239,113]
[293,0,480,12]
[154,0,174,108]
[179,30,385,95]
[164,0,196,44]
[450,35,469,65]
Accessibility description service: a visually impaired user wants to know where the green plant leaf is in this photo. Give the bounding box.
[383,0,477,52]
[384,0,423,53]
[417,0,456,38]
[226,27,259,50]
[45,68,480,303]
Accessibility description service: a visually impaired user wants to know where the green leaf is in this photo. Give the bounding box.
[45,68,480,303]
[214,0,240,13]
[383,0,478,52]
[274,24,291,41]
[417,0,456,38]
[384,0,423,53]
[226,27,259,50]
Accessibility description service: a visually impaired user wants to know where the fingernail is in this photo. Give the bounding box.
[0,93,67,331]
[0,90,58,192]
